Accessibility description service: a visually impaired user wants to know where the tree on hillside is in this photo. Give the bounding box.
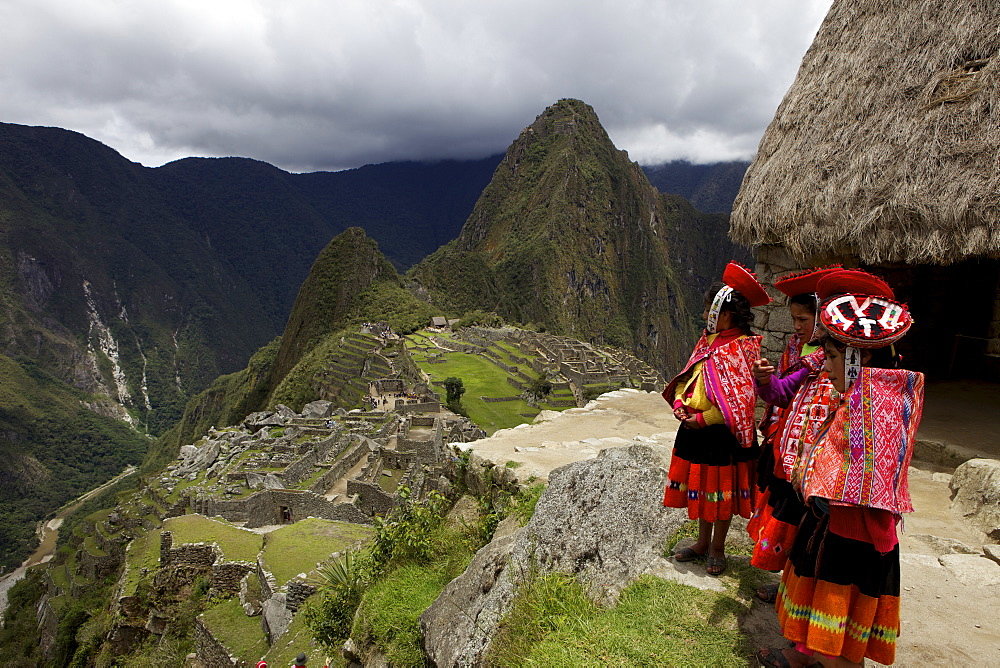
[443,377,466,406]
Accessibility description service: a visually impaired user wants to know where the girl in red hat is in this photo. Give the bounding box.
[662,262,770,576]
[758,270,922,668]
[747,267,840,602]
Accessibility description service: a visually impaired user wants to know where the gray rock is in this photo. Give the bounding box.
[175,440,220,476]
[420,444,687,667]
[244,411,274,428]
[302,400,334,418]
[263,473,284,490]
[938,554,1000,587]
[262,593,292,643]
[275,404,298,420]
[950,459,1000,536]
[246,472,265,489]
[984,544,1000,565]
[910,534,980,556]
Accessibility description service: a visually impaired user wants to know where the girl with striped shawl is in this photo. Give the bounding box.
[663,262,770,576]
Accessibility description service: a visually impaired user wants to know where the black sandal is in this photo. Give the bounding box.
[706,554,727,576]
[673,546,706,562]
[756,583,779,603]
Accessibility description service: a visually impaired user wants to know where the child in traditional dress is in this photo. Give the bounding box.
[748,267,841,603]
[662,262,771,576]
[758,270,922,668]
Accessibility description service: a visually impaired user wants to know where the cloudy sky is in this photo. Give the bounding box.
[0,0,832,173]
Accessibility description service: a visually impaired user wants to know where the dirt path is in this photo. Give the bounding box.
[0,465,137,620]
[460,390,1000,665]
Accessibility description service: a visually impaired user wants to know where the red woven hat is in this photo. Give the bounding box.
[774,265,844,297]
[819,294,912,348]
[815,269,894,301]
[722,262,771,307]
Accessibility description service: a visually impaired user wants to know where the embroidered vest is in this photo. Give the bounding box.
[663,333,761,448]
[797,368,924,515]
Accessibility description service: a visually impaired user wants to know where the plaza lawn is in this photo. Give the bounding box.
[201,598,269,662]
[403,330,578,434]
[420,349,538,434]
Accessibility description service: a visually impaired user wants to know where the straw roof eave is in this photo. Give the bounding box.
[730,0,1000,266]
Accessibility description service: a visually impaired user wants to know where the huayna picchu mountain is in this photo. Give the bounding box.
[410,99,740,372]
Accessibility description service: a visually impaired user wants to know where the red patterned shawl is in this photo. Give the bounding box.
[663,333,762,448]
[798,368,924,516]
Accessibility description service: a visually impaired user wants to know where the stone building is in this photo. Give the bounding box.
[730,0,1000,381]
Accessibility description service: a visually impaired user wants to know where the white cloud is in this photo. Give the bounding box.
[0,0,832,171]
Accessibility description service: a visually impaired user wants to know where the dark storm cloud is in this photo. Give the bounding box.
[0,0,832,171]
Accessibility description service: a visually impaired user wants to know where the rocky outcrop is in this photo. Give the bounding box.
[420,444,687,667]
[951,458,1000,538]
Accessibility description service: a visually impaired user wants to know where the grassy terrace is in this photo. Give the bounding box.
[122,529,161,596]
[163,515,263,562]
[201,598,270,662]
[260,518,374,586]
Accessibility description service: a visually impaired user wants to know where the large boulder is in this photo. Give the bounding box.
[951,458,1000,538]
[420,444,687,667]
[175,440,220,476]
[302,400,334,418]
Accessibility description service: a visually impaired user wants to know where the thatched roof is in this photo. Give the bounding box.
[731,0,1000,265]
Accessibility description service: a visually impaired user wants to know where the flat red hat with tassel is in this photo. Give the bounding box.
[816,269,894,301]
[774,265,844,297]
[722,262,771,307]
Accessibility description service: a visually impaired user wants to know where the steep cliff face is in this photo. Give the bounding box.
[411,99,736,371]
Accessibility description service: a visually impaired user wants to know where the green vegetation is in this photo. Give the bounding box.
[122,528,162,596]
[0,568,45,664]
[163,515,263,563]
[488,572,751,666]
[351,564,455,666]
[0,355,149,572]
[405,332,575,434]
[262,518,374,586]
[201,598,270,661]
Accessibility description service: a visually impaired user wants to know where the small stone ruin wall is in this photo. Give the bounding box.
[309,439,372,495]
[211,562,254,599]
[347,479,396,516]
[752,245,819,361]
[195,617,240,667]
[192,489,371,528]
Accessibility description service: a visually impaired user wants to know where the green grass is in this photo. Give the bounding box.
[201,598,269,662]
[488,573,751,667]
[261,518,374,586]
[83,535,106,557]
[121,529,162,596]
[163,515,263,562]
[262,594,343,667]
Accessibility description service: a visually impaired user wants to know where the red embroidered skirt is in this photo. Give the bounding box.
[776,506,900,665]
[747,443,807,570]
[662,424,758,522]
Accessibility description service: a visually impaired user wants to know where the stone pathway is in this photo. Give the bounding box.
[461,390,1000,666]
